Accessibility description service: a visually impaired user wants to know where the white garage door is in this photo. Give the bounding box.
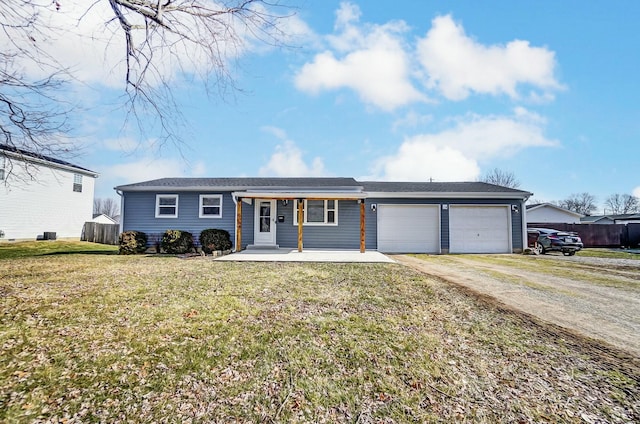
[377,205,440,253]
[449,206,511,253]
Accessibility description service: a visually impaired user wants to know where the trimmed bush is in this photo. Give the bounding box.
[161,230,194,254]
[119,231,148,255]
[199,229,232,254]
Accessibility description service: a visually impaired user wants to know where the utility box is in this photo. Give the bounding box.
[43,232,57,240]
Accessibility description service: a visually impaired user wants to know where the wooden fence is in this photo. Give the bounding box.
[82,222,119,245]
[527,223,640,248]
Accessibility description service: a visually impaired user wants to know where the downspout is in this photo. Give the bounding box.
[232,194,238,252]
[522,196,530,252]
[115,189,124,234]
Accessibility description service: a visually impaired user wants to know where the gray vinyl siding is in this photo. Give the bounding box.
[274,200,361,249]
[366,197,525,252]
[122,192,525,252]
[122,191,237,247]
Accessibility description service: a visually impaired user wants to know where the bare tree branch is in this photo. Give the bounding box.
[0,0,291,177]
[479,168,520,189]
[605,194,640,214]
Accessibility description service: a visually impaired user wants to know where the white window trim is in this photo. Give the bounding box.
[293,199,338,226]
[199,194,223,218]
[73,173,83,193]
[155,194,179,218]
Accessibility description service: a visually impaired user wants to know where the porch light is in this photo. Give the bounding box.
[370,203,377,212]
[282,199,289,206]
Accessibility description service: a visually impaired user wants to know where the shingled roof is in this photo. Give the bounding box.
[0,144,97,175]
[115,177,532,199]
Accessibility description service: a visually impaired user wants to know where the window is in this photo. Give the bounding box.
[155,194,178,218]
[73,173,83,192]
[294,200,338,225]
[199,194,222,218]
[0,156,5,181]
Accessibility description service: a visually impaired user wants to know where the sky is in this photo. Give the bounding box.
[18,1,640,212]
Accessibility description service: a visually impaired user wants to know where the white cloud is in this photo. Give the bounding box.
[392,111,433,132]
[294,3,425,110]
[103,137,141,153]
[416,15,563,101]
[11,1,301,88]
[373,108,558,181]
[259,127,326,176]
[102,157,207,186]
[633,187,640,199]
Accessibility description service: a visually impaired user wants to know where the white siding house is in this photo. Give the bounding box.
[526,203,583,224]
[0,145,98,241]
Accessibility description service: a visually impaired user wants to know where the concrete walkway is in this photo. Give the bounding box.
[215,249,395,263]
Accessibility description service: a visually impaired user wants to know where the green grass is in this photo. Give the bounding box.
[0,240,118,259]
[451,254,640,290]
[0,252,638,422]
[577,248,640,260]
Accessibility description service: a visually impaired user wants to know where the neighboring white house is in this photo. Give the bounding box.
[526,203,583,224]
[0,144,98,241]
[581,213,640,225]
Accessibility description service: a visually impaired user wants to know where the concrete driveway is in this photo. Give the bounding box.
[396,253,640,357]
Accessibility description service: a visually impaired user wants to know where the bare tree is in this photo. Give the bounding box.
[479,168,520,189]
[604,194,640,214]
[1,1,290,172]
[555,192,598,216]
[93,197,120,217]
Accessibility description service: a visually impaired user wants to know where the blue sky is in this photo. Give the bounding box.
[42,1,640,211]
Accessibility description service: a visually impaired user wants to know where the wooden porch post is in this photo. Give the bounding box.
[236,198,242,251]
[360,200,366,253]
[297,199,304,252]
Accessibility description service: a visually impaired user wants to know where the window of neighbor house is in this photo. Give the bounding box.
[156,194,179,218]
[199,194,222,218]
[73,173,83,192]
[294,199,338,225]
[0,156,5,180]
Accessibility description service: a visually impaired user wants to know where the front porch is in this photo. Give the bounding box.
[215,248,394,263]
[233,189,368,253]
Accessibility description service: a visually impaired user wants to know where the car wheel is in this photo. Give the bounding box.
[533,242,543,255]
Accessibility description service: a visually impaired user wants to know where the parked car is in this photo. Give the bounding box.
[528,228,583,256]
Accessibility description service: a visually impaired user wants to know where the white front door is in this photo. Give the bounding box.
[254,199,277,246]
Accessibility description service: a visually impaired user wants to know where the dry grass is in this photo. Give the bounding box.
[1,249,638,422]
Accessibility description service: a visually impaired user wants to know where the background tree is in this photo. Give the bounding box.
[1,1,289,176]
[555,192,598,216]
[604,194,640,214]
[93,197,120,218]
[479,168,520,188]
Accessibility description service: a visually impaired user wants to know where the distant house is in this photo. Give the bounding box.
[115,177,533,254]
[526,203,583,224]
[0,144,98,241]
[91,214,118,225]
[581,213,640,225]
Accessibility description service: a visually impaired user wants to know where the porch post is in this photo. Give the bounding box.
[297,199,304,252]
[360,200,366,253]
[236,198,242,251]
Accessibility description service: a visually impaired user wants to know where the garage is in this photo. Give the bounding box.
[377,204,440,253]
[449,205,511,253]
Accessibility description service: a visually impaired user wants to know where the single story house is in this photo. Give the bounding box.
[0,144,98,241]
[91,214,118,225]
[114,177,532,254]
[526,203,583,224]
[581,213,640,225]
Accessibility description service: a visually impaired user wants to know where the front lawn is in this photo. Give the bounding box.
[1,253,637,422]
[0,240,117,260]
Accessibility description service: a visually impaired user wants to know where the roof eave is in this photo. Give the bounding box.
[2,149,98,177]
[365,191,532,200]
